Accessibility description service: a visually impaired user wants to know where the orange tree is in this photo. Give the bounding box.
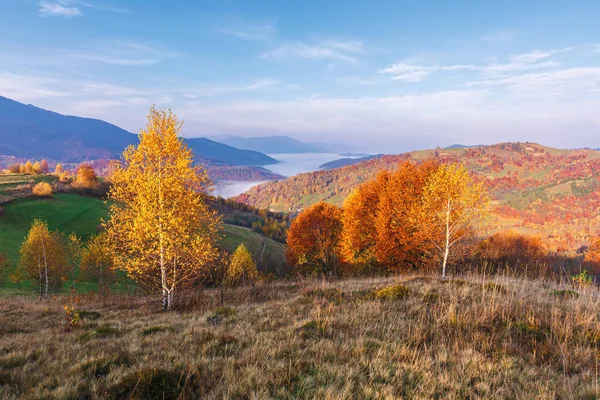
[340,171,388,273]
[106,107,220,310]
[375,161,438,272]
[286,201,343,277]
[73,164,98,188]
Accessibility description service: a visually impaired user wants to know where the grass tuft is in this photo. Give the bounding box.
[140,325,176,337]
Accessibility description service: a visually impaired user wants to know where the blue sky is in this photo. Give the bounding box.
[1,0,600,151]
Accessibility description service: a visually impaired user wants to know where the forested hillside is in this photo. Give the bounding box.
[236,143,600,250]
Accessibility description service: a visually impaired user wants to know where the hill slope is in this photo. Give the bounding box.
[217,135,326,154]
[0,192,286,280]
[236,143,600,250]
[0,96,276,165]
[1,275,598,398]
[319,154,384,170]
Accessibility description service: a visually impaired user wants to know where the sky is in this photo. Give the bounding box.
[1,0,600,152]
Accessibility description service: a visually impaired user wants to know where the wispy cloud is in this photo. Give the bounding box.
[72,42,179,66]
[379,63,476,81]
[186,79,282,98]
[322,40,364,53]
[38,0,82,18]
[380,48,571,82]
[262,42,359,63]
[466,67,600,97]
[37,0,129,18]
[481,30,517,43]
[218,22,277,41]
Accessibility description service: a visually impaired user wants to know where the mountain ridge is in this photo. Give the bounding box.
[0,96,276,165]
[215,135,327,154]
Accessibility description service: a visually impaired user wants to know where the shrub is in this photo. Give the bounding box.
[32,182,52,197]
[475,230,547,275]
[374,284,409,300]
[571,270,594,288]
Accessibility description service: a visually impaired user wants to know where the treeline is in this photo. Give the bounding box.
[3,159,49,175]
[237,143,600,253]
[212,196,290,243]
[285,161,599,282]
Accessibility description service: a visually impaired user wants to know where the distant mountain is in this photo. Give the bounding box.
[206,166,285,182]
[319,154,384,170]
[217,136,327,154]
[186,138,277,166]
[0,95,276,165]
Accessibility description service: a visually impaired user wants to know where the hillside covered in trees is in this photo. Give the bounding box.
[236,143,600,251]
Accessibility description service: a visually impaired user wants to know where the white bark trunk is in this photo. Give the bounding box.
[41,238,49,300]
[442,198,451,278]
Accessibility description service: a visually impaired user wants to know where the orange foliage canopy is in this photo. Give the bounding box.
[376,161,439,272]
[74,164,98,188]
[286,201,343,276]
[341,161,439,273]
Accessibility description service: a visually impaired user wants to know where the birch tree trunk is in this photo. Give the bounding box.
[41,238,49,300]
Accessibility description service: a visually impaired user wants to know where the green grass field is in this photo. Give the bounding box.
[0,193,108,266]
[0,192,287,292]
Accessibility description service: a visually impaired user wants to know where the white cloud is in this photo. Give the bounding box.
[218,23,277,41]
[262,42,359,63]
[466,67,600,97]
[188,79,282,97]
[38,0,82,18]
[379,63,476,82]
[322,40,363,53]
[391,71,431,82]
[380,48,570,82]
[72,42,179,66]
[481,31,517,43]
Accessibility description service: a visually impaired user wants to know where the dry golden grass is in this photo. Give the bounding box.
[0,274,599,399]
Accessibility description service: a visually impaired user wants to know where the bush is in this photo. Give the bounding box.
[32,182,53,197]
[374,284,409,300]
[474,230,547,275]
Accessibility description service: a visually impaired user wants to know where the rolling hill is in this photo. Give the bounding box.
[216,135,326,154]
[0,96,276,166]
[236,142,600,251]
[0,191,287,289]
[319,153,384,170]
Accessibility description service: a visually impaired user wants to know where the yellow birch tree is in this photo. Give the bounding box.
[80,234,116,295]
[19,219,68,300]
[106,107,220,310]
[420,163,490,278]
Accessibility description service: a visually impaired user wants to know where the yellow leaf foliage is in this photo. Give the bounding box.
[106,107,221,309]
[80,233,116,295]
[32,182,53,197]
[18,219,68,299]
[225,244,258,286]
[420,163,490,276]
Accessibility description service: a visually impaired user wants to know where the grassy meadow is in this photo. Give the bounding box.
[0,274,598,399]
[0,190,287,294]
